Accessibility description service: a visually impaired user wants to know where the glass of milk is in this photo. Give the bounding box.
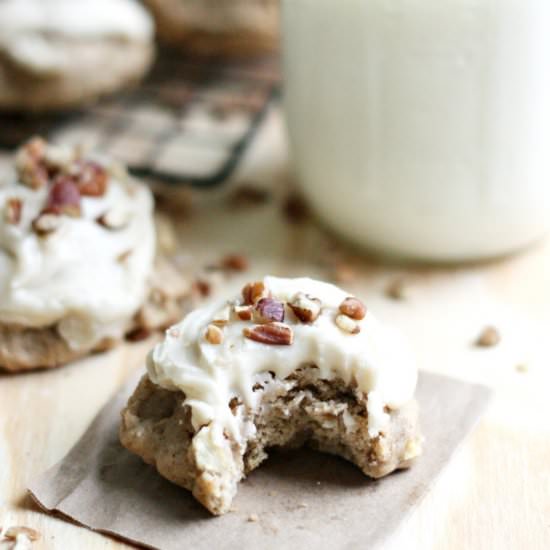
[282,0,550,261]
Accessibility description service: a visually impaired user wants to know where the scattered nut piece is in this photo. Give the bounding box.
[339,297,367,320]
[205,324,224,345]
[235,305,253,321]
[230,185,271,207]
[212,305,231,326]
[242,281,269,305]
[386,278,407,300]
[255,297,285,323]
[288,293,322,323]
[475,326,500,347]
[125,327,151,342]
[193,279,212,298]
[282,191,309,224]
[247,514,259,523]
[32,213,61,236]
[244,323,294,345]
[3,526,40,542]
[335,314,361,335]
[221,253,249,272]
[4,198,23,225]
[96,208,129,230]
[43,177,81,217]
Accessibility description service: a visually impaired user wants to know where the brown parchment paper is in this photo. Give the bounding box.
[29,372,491,550]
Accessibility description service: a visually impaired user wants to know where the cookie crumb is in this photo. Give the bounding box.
[475,326,500,347]
[221,254,249,272]
[386,278,407,300]
[247,513,259,523]
[229,185,271,207]
[282,192,309,224]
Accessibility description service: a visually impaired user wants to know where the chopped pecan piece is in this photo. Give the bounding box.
[96,208,129,230]
[4,198,23,225]
[243,323,294,345]
[126,327,151,342]
[221,253,249,272]
[255,297,285,323]
[235,305,253,321]
[335,314,361,335]
[72,160,108,197]
[193,279,211,298]
[205,324,224,345]
[339,297,366,320]
[32,213,61,236]
[242,281,269,305]
[15,137,49,189]
[475,326,500,348]
[43,177,81,217]
[288,293,322,323]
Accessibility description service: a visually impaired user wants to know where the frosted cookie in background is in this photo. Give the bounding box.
[120,276,422,515]
[0,137,191,372]
[0,0,155,111]
[144,0,279,56]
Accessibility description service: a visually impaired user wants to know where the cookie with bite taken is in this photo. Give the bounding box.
[120,276,422,515]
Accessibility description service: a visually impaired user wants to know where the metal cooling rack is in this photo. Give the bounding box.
[0,49,280,188]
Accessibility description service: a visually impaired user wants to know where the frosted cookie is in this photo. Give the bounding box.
[120,276,422,515]
[0,137,190,371]
[144,0,279,56]
[0,0,154,111]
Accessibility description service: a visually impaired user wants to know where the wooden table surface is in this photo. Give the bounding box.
[1,110,549,550]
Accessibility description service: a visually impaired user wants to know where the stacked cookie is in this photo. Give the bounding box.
[0,0,154,111]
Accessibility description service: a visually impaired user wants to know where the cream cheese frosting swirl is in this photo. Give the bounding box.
[0,139,155,351]
[148,276,418,446]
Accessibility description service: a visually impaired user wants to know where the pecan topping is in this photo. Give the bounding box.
[72,160,108,197]
[193,279,211,298]
[32,213,61,236]
[96,208,129,230]
[339,297,366,320]
[43,177,81,217]
[205,324,224,345]
[335,314,361,334]
[235,305,253,321]
[255,297,285,323]
[288,292,322,323]
[4,198,23,225]
[243,323,293,345]
[241,281,269,305]
[221,253,249,272]
[15,137,49,189]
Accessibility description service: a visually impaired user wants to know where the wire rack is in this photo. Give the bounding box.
[0,49,281,188]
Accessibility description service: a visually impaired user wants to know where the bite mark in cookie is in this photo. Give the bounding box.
[120,276,421,515]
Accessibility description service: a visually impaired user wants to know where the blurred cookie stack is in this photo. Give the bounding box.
[145,0,279,57]
[0,0,279,113]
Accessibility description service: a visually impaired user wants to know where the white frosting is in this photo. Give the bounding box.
[0,0,153,74]
[0,150,155,351]
[148,276,418,444]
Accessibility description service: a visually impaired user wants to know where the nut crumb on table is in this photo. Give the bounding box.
[475,326,501,348]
